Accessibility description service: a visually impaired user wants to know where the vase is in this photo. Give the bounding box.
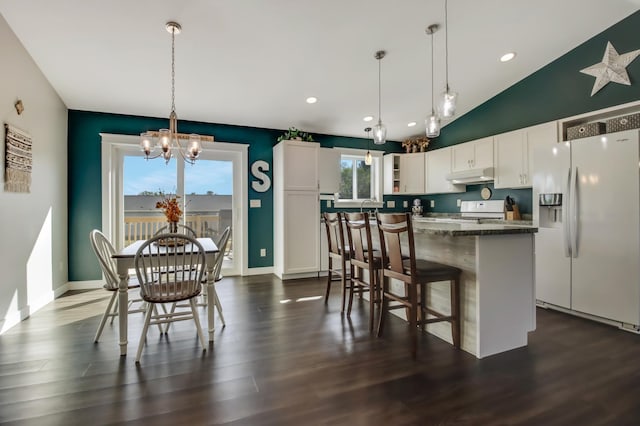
[168,221,178,233]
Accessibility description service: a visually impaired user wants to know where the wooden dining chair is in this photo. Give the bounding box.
[344,212,382,331]
[134,233,207,363]
[376,213,461,358]
[323,212,350,312]
[89,229,149,342]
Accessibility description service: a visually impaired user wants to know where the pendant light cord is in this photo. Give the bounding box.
[378,56,382,123]
[444,0,449,92]
[430,31,435,114]
[171,26,176,113]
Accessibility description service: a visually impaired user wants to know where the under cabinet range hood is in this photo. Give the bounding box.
[445,167,494,184]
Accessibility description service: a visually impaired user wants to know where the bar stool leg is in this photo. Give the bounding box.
[377,277,388,337]
[451,277,461,348]
[408,284,418,359]
[324,258,333,304]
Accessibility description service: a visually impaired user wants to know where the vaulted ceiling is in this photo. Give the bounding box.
[1,0,638,141]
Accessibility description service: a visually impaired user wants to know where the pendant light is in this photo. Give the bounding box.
[364,127,373,165]
[372,50,387,145]
[438,0,458,119]
[425,24,441,138]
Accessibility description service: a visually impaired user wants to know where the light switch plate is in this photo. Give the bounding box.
[326,200,332,207]
[457,199,462,207]
[403,200,408,208]
[250,199,261,208]
[387,200,396,208]
[430,200,435,208]
[260,248,266,257]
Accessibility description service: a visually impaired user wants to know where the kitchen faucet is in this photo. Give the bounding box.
[360,199,378,215]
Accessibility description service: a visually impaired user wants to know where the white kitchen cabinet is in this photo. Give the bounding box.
[318,148,340,193]
[451,137,494,172]
[494,122,556,189]
[273,140,320,279]
[425,147,465,194]
[278,140,319,191]
[383,153,425,194]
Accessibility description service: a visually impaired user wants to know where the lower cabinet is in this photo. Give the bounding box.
[274,190,320,279]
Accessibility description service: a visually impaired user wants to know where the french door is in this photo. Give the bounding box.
[101,134,246,276]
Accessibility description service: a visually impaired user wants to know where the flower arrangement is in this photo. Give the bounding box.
[277,127,315,142]
[156,192,182,222]
[402,136,430,153]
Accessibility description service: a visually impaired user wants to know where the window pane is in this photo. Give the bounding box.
[339,159,353,199]
[356,160,371,199]
[184,160,233,256]
[123,156,177,245]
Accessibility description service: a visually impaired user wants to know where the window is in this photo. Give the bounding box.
[335,148,383,207]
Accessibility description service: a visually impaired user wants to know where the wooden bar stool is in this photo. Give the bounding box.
[323,212,350,312]
[376,212,461,358]
[344,212,382,331]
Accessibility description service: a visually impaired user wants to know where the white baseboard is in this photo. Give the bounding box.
[67,280,103,291]
[243,266,273,276]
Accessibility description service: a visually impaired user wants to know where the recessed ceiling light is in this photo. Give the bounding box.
[306,97,317,104]
[407,121,417,127]
[500,52,516,62]
[363,116,374,122]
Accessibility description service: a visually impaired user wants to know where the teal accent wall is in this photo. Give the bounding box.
[69,10,640,280]
[422,9,640,215]
[68,110,402,281]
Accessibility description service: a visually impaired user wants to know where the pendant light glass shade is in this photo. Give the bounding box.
[439,88,458,118]
[426,114,441,138]
[373,120,387,145]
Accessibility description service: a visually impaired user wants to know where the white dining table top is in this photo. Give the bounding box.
[113,237,219,258]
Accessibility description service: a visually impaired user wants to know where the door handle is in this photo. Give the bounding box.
[570,167,579,258]
[563,168,571,257]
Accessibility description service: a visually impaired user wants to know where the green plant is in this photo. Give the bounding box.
[277,127,314,142]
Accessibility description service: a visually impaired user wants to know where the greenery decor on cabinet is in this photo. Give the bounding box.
[277,127,315,142]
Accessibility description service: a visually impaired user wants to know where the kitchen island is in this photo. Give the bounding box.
[396,218,538,358]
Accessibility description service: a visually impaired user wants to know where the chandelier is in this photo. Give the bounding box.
[139,21,214,164]
[425,24,440,138]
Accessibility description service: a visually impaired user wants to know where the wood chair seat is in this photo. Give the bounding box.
[403,259,461,281]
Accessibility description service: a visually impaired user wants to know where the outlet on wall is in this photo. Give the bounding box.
[457,199,462,207]
[403,200,408,208]
[260,248,266,257]
[326,200,332,207]
[430,200,435,208]
[387,200,396,208]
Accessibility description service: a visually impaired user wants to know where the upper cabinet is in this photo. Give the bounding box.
[318,148,340,193]
[494,122,557,189]
[275,140,319,191]
[451,137,494,172]
[383,153,425,195]
[425,147,465,194]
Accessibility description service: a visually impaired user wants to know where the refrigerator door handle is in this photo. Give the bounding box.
[563,167,572,257]
[570,167,579,258]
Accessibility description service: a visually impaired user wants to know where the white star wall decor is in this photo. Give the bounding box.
[580,41,640,96]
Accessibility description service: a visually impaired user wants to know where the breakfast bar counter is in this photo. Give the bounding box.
[406,218,538,358]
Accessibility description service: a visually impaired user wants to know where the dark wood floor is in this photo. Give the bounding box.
[1,275,640,425]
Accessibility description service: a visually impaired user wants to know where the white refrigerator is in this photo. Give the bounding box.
[533,129,640,328]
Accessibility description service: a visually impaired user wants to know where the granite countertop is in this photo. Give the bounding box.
[412,217,538,236]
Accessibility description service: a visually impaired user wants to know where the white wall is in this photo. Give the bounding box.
[0,15,68,333]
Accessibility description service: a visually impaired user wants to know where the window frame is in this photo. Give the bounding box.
[334,147,384,208]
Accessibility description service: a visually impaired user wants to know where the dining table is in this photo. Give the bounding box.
[112,237,220,356]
